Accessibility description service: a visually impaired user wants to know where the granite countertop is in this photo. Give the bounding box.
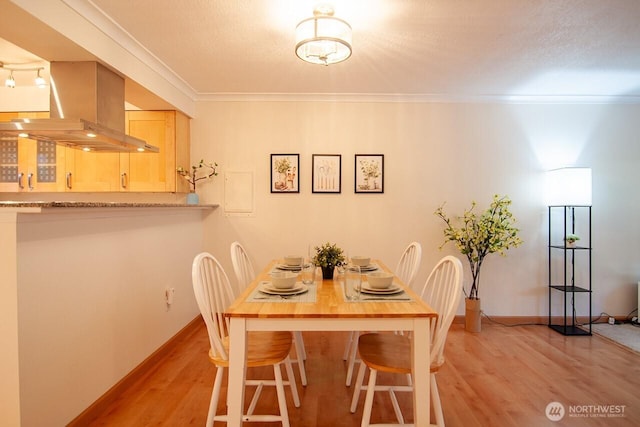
[0,201,217,208]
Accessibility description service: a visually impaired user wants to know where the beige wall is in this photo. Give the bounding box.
[15,208,205,426]
[192,100,640,317]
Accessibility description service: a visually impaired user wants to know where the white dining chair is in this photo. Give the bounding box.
[349,255,463,427]
[230,240,256,294]
[343,242,423,386]
[192,252,300,426]
[395,241,422,289]
[229,241,308,386]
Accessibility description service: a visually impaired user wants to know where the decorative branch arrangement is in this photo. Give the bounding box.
[177,159,218,193]
[435,194,523,300]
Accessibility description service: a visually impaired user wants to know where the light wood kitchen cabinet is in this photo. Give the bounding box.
[120,110,190,192]
[64,149,121,192]
[0,112,66,192]
[0,110,189,193]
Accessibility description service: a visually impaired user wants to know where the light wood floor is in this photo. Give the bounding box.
[85,320,640,426]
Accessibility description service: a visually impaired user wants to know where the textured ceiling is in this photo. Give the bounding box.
[89,0,640,99]
[2,0,640,101]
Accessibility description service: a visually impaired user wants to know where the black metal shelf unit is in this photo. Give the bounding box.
[548,205,592,336]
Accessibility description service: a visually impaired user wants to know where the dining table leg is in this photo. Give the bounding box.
[227,317,247,427]
[412,317,431,426]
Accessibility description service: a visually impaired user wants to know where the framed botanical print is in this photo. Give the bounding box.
[355,154,384,193]
[270,154,299,193]
[312,154,341,193]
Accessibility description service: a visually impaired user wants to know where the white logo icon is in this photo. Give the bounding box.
[546,401,565,421]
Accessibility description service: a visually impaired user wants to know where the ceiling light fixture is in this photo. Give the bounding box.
[1,61,47,88]
[295,4,352,66]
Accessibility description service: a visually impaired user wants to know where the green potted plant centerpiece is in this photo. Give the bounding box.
[177,159,218,204]
[435,194,523,332]
[312,242,346,280]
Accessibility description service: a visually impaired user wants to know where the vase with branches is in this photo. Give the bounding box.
[435,194,523,300]
[177,159,218,193]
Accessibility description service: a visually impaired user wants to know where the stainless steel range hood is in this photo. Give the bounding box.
[0,61,159,153]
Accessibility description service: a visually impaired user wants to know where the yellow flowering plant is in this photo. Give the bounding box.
[435,194,523,300]
[176,159,218,193]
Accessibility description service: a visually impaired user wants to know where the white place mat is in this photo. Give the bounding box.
[247,281,317,303]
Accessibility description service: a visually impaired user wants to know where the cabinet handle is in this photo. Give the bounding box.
[27,173,34,191]
[66,172,72,189]
[121,172,127,189]
[18,172,24,189]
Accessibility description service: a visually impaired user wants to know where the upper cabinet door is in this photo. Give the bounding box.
[0,112,66,192]
[64,149,121,192]
[123,110,187,192]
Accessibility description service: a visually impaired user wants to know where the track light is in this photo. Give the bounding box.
[5,71,15,88]
[35,69,46,88]
[1,62,47,88]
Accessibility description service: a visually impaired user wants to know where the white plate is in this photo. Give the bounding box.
[276,263,309,271]
[259,281,309,296]
[359,264,379,272]
[360,284,403,295]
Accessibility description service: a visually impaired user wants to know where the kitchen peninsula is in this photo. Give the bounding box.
[0,201,215,426]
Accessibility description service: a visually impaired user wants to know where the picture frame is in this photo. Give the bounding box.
[270,154,299,193]
[312,154,341,193]
[355,154,384,193]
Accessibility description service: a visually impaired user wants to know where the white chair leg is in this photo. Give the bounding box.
[273,363,290,427]
[293,331,308,386]
[350,361,367,413]
[388,388,405,424]
[406,372,413,386]
[246,383,263,416]
[361,368,377,427]
[283,356,301,407]
[345,331,360,386]
[295,331,307,360]
[207,367,224,427]
[432,373,445,427]
[343,331,356,360]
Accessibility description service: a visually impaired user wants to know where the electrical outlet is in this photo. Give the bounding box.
[608,317,615,325]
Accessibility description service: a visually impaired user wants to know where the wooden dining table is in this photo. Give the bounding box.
[225,260,438,426]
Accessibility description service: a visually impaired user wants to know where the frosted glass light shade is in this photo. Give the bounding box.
[545,167,592,206]
[295,10,352,65]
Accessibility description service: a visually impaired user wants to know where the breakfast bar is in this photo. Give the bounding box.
[0,201,215,426]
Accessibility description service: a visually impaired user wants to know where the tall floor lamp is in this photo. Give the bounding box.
[546,167,593,335]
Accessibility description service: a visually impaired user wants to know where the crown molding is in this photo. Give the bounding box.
[195,92,640,104]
